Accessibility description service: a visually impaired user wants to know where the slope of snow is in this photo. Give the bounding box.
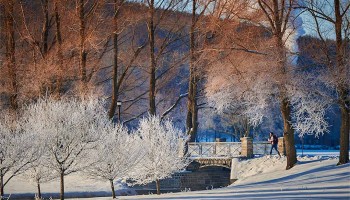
[72,156,350,200]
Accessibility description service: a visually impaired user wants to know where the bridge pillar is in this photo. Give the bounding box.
[240,137,253,158]
[230,157,239,183]
[278,137,286,156]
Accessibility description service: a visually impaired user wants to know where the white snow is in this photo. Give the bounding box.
[296,149,341,156]
[7,155,350,199]
[63,156,349,200]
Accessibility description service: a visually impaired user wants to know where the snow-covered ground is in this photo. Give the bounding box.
[6,174,135,199]
[296,149,340,156]
[71,156,350,200]
[7,154,350,199]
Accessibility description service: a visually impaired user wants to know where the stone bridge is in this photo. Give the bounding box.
[185,137,286,184]
[187,137,286,159]
[194,157,232,169]
[133,137,286,193]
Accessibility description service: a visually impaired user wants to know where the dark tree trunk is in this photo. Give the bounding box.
[41,0,49,55]
[276,33,297,170]
[78,0,87,91]
[5,0,18,112]
[281,98,297,169]
[37,182,42,199]
[334,0,349,165]
[60,171,64,200]
[108,0,120,120]
[0,172,4,198]
[54,0,63,96]
[338,95,349,165]
[155,179,160,195]
[186,0,198,142]
[110,179,116,199]
[148,0,156,115]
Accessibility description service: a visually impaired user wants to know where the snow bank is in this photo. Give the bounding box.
[235,156,287,182]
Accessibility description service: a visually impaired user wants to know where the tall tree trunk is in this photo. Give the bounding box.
[338,94,349,165]
[110,179,116,199]
[0,171,4,198]
[281,98,297,169]
[187,0,198,142]
[258,0,297,170]
[108,0,120,120]
[41,0,49,55]
[60,171,64,200]
[155,179,160,195]
[148,0,156,115]
[5,0,18,112]
[277,32,297,169]
[277,35,297,169]
[334,0,349,165]
[54,0,63,96]
[37,181,42,199]
[78,0,87,92]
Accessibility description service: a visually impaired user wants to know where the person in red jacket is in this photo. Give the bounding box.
[268,132,281,157]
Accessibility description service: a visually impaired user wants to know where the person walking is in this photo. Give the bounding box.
[268,132,281,157]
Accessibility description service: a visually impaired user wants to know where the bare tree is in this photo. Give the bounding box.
[136,0,190,116]
[3,0,18,112]
[107,0,146,120]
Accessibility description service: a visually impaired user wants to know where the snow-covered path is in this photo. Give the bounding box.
[83,156,350,200]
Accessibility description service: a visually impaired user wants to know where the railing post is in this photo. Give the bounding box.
[179,139,185,157]
[240,137,253,158]
[230,157,239,183]
[278,137,286,156]
[214,142,217,156]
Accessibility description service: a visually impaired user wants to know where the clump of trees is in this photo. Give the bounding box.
[0,97,189,199]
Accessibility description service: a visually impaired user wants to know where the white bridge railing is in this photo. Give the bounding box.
[188,141,271,158]
[253,141,271,155]
[188,142,241,157]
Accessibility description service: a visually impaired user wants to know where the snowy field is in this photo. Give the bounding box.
[7,153,350,200]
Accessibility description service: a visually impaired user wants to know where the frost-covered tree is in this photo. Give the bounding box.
[21,97,110,200]
[22,163,56,199]
[0,114,38,198]
[206,0,300,170]
[130,116,189,195]
[289,75,332,138]
[87,124,142,199]
[21,115,57,199]
[296,0,350,165]
[21,151,57,199]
